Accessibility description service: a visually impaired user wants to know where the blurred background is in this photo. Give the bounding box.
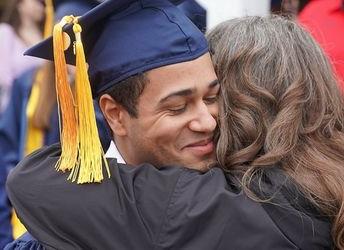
[0,0,343,248]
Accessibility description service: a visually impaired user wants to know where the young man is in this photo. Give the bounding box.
[100,54,218,170]
[27,0,219,173]
[6,0,219,248]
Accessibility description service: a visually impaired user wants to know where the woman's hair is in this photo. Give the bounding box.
[208,15,344,248]
[1,0,22,31]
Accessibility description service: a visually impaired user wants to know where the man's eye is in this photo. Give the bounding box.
[168,105,187,115]
[204,95,218,104]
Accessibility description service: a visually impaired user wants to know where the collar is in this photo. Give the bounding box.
[105,140,126,164]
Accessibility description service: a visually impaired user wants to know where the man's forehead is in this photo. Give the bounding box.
[146,53,215,80]
[141,75,219,105]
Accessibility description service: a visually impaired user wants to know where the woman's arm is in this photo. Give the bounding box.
[6,143,186,249]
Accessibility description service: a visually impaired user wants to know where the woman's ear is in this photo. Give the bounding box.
[99,94,128,137]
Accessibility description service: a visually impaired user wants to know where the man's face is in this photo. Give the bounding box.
[119,53,219,169]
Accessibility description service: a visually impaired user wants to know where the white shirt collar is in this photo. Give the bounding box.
[105,140,126,164]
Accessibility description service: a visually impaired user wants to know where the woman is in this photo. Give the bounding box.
[209,15,344,248]
[0,0,45,114]
[270,0,310,15]
[6,16,343,249]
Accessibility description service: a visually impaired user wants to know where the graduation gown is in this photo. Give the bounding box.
[6,144,333,250]
[0,69,58,248]
[0,69,111,248]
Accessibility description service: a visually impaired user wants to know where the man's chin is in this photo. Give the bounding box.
[180,157,217,172]
[152,153,216,171]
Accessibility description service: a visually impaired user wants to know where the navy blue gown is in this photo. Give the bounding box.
[0,69,111,249]
[5,144,333,249]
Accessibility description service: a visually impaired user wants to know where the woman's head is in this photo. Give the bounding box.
[1,0,45,32]
[208,16,344,248]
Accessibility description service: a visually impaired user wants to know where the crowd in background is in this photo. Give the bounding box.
[0,0,343,248]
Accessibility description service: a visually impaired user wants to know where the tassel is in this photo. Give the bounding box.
[53,16,79,172]
[43,0,54,38]
[70,19,110,183]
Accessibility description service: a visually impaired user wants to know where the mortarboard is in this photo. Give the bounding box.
[25,0,209,184]
[26,0,208,95]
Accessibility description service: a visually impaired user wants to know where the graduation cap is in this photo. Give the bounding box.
[27,0,207,94]
[25,0,208,184]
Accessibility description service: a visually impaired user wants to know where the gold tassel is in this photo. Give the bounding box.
[70,19,110,183]
[43,0,54,38]
[53,16,79,172]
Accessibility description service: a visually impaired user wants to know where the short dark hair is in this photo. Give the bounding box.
[105,73,148,118]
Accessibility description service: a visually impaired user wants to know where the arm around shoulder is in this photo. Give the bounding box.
[6,143,188,249]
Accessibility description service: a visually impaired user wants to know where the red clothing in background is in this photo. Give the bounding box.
[299,0,344,91]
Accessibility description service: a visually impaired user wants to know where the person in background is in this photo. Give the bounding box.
[271,0,309,16]
[6,14,343,250]
[298,0,344,91]
[0,0,45,246]
[0,0,110,248]
[0,2,5,17]
[0,0,45,114]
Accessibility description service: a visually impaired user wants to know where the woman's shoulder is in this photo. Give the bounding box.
[162,166,333,249]
[247,167,333,249]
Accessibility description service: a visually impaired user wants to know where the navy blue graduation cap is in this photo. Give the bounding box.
[26,0,208,96]
[24,0,208,184]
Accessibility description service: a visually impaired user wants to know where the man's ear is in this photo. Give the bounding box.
[99,94,128,137]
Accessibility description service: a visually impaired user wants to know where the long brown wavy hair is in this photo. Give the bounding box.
[208,16,344,248]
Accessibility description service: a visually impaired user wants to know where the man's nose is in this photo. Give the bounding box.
[189,103,217,133]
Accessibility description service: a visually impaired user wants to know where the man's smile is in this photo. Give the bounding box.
[182,137,214,156]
